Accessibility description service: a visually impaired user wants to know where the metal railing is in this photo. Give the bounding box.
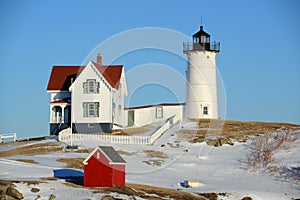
[183,41,220,52]
[0,133,17,142]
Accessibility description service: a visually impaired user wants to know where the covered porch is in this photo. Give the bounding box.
[49,99,71,135]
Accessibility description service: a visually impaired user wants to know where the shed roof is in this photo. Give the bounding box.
[99,146,126,163]
[83,146,126,165]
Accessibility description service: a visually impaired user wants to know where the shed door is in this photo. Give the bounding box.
[128,110,134,127]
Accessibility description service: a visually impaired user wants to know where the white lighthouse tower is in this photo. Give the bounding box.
[183,25,220,119]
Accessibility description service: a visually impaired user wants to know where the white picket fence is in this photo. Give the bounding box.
[0,133,17,142]
[58,115,178,145]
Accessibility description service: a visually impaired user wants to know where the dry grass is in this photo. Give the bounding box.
[143,159,165,167]
[64,148,90,153]
[117,150,136,156]
[40,177,59,181]
[0,136,52,147]
[113,124,156,136]
[127,184,205,200]
[13,159,39,164]
[143,150,168,159]
[247,130,298,172]
[1,179,45,185]
[91,184,204,200]
[63,181,85,188]
[178,119,300,142]
[56,158,85,169]
[0,142,63,157]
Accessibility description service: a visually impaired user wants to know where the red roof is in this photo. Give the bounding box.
[92,62,123,89]
[125,103,185,110]
[47,63,123,91]
[49,99,70,104]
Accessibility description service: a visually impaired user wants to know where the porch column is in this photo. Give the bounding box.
[61,105,66,123]
[50,105,55,123]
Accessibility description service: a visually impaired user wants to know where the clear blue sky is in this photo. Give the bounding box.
[0,0,299,138]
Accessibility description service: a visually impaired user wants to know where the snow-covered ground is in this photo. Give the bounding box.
[0,121,299,200]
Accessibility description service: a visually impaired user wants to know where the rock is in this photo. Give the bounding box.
[160,144,166,147]
[0,189,6,200]
[219,138,228,146]
[101,195,116,200]
[48,194,56,200]
[35,195,41,200]
[197,192,218,200]
[192,137,205,143]
[241,197,253,200]
[6,187,23,199]
[31,187,40,193]
[206,139,217,146]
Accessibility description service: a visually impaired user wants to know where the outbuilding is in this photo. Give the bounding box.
[83,146,126,187]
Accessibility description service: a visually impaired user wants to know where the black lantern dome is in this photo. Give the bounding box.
[192,25,211,51]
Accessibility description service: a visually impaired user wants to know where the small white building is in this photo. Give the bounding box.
[125,103,184,127]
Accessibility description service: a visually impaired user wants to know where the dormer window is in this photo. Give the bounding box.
[83,79,99,94]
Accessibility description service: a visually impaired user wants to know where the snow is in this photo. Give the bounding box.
[0,122,299,199]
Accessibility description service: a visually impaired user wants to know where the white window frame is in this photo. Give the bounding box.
[83,102,99,117]
[83,79,99,94]
[203,106,208,116]
[156,106,163,118]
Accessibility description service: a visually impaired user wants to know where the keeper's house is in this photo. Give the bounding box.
[47,54,185,136]
[47,54,127,135]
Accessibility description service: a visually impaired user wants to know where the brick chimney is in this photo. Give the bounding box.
[96,53,102,66]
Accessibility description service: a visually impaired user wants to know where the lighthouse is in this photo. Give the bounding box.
[183,25,220,119]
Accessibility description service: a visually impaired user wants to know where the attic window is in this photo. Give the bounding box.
[97,152,100,159]
[83,79,99,94]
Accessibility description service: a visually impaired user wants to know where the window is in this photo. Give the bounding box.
[83,79,99,94]
[156,107,163,118]
[201,36,206,43]
[203,106,208,115]
[83,102,99,117]
[97,152,100,159]
[88,123,94,128]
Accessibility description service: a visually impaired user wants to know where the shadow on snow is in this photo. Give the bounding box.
[53,169,84,186]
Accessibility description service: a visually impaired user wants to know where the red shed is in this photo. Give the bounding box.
[83,146,126,187]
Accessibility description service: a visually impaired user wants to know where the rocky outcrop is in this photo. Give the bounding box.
[0,180,23,200]
[48,194,56,200]
[6,187,23,199]
[206,137,234,147]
